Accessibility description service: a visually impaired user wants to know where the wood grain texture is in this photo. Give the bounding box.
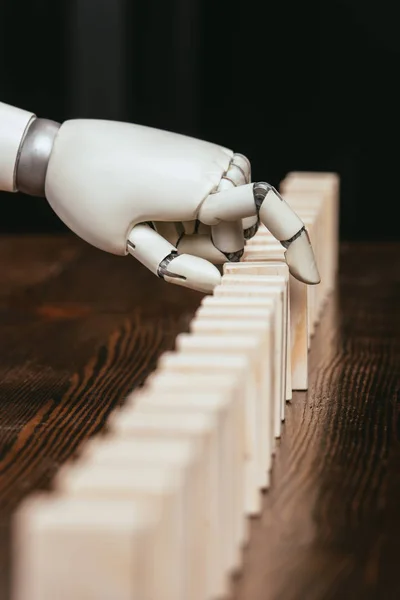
[231,242,400,600]
[0,235,202,599]
[0,237,399,599]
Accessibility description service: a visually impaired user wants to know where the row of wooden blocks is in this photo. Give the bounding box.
[12,172,339,600]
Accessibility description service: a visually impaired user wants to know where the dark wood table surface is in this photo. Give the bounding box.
[0,236,399,600]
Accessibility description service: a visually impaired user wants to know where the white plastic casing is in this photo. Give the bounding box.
[163,254,221,293]
[259,189,304,241]
[128,224,176,276]
[45,120,233,255]
[199,184,255,226]
[0,102,35,192]
[127,225,222,293]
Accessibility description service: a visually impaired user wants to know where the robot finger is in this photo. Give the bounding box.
[207,175,245,261]
[198,182,320,285]
[211,220,244,262]
[242,215,259,240]
[176,233,227,264]
[224,153,259,239]
[152,221,181,245]
[231,153,251,184]
[127,224,221,294]
[153,221,244,264]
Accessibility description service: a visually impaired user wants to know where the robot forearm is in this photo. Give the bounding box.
[0,102,59,197]
[0,102,36,192]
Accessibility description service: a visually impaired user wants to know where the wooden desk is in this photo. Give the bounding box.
[0,237,399,599]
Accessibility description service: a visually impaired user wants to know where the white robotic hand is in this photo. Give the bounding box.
[0,102,320,293]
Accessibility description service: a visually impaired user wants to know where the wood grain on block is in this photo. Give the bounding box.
[204,294,280,440]
[193,306,273,475]
[156,352,247,571]
[303,212,321,332]
[244,241,286,255]
[104,410,216,599]
[139,374,242,583]
[224,262,292,401]
[175,332,263,515]
[13,495,162,600]
[283,191,328,311]
[58,437,200,600]
[58,465,184,600]
[198,297,276,461]
[298,214,318,340]
[247,205,323,326]
[282,172,339,249]
[242,243,309,338]
[234,259,308,391]
[249,217,317,342]
[306,212,322,326]
[245,233,284,245]
[129,390,235,597]
[189,317,274,479]
[214,278,286,436]
[250,215,318,341]
[287,276,308,389]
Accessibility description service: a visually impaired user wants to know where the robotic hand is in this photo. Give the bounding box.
[0,102,320,293]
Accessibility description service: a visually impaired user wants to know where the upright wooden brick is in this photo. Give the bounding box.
[214,282,285,436]
[130,390,234,597]
[224,263,292,400]
[231,260,308,390]
[189,316,275,483]
[13,496,164,600]
[156,352,248,573]
[60,437,200,600]
[175,332,263,515]
[138,374,241,591]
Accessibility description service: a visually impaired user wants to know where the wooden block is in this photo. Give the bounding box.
[59,437,201,600]
[286,196,333,324]
[243,244,310,348]
[189,315,275,481]
[244,240,286,255]
[245,196,324,335]
[224,262,292,401]
[282,191,327,306]
[196,301,278,444]
[287,275,308,389]
[230,261,308,390]
[215,280,286,432]
[292,211,319,336]
[80,411,215,599]
[174,332,263,515]
[138,374,241,587]
[155,353,248,573]
[13,495,166,600]
[281,172,339,247]
[108,409,219,599]
[129,390,235,597]
[245,223,316,344]
[60,465,185,600]
[199,298,276,412]
[128,373,238,410]
[193,305,273,470]
[250,214,319,336]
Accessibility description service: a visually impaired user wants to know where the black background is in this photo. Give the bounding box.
[0,0,399,240]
